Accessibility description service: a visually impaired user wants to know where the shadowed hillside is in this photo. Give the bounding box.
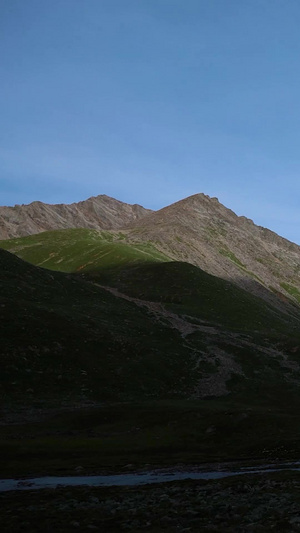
[1,247,300,410]
[0,249,203,405]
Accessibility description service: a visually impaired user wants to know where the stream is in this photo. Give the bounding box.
[1,461,300,492]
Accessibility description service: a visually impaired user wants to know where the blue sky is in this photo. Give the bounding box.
[1,0,300,243]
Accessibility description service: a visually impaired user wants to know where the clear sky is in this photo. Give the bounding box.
[1,0,300,243]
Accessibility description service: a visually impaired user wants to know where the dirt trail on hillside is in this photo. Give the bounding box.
[96,284,219,337]
[96,284,300,381]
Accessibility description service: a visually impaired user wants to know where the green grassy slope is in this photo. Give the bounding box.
[0,228,170,274]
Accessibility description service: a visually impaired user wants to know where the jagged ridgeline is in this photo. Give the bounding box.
[0,194,152,239]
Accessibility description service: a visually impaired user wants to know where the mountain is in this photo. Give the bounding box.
[0,194,152,239]
[2,192,300,312]
[124,193,300,309]
[2,192,300,405]
[2,195,300,478]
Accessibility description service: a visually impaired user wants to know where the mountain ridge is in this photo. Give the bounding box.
[1,191,300,311]
[123,193,300,308]
[0,194,152,239]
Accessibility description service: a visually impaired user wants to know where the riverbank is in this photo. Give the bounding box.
[2,471,300,531]
[2,460,300,492]
[2,399,300,530]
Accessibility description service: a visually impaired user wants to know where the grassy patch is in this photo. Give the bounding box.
[218,248,245,268]
[280,282,300,303]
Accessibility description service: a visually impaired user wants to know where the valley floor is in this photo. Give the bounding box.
[2,400,300,530]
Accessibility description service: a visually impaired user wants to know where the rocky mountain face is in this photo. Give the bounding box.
[125,193,300,309]
[0,195,152,239]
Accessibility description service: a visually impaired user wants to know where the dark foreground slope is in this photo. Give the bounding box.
[1,246,300,405]
[1,245,300,408]
[0,249,202,405]
[2,248,300,478]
